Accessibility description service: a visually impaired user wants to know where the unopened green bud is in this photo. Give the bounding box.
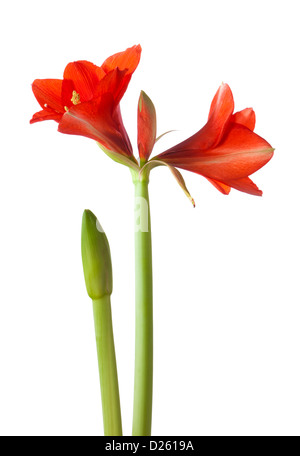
[81,210,113,299]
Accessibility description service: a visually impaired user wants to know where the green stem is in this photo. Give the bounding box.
[92,295,122,436]
[132,176,153,436]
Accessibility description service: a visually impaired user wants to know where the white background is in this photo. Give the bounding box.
[0,0,299,436]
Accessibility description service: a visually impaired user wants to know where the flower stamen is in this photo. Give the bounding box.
[71,90,81,105]
[64,91,81,112]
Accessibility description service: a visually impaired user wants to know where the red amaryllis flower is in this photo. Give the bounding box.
[30,45,141,160]
[144,83,274,197]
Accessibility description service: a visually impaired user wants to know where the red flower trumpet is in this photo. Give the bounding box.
[147,83,274,197]
[30,45,141,161]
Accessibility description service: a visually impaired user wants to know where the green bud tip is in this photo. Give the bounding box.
[81,209,113,300]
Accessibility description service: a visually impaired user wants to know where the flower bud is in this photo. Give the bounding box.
[137,90,157,164]
[81,210,113,299]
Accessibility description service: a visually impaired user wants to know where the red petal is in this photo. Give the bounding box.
[205,83,235,146]
[206,176,262,196]
[63,60,106,102]
[95,68,131,105]
[208,83,234,119]
[138,91,157,163]
[32,79,65,113]
[232,108,256,131]
[30,109,62,124]
[58,92,133,157]
[101,44,142,74]
[157,83,234,159]
[224,176,262,196]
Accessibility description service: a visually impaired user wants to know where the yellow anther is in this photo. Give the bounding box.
[71,90,81,105]
[64,106,69,112]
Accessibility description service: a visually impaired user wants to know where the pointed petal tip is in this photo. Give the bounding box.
[138,90,155,112]
[264,147,275,162]
[218,82,233,100]
[126,43,142,61]
[130,43,142,61]
[138,90,145,111]
[131,44,142,56]
[139,89,151,99]
[227,176,264,196]
[220,81,230,91]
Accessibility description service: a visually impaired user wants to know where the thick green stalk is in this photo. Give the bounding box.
[93,295,122,436]
[132,175,153,436]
